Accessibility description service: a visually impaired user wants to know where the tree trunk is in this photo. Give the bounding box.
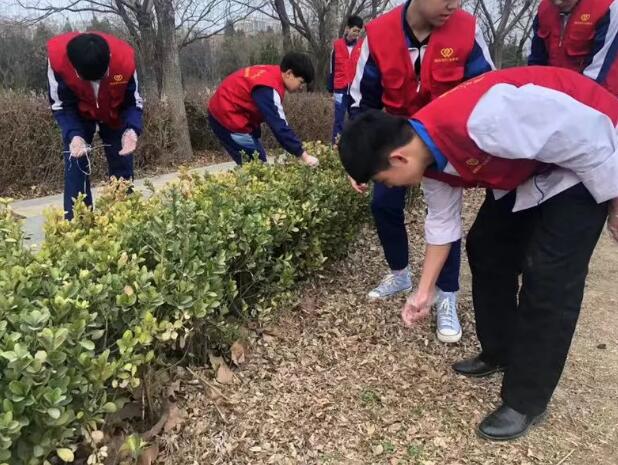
[492,38,505,69]
[153,0,193,161]
[273,0,293,52]
[135,8,159,101]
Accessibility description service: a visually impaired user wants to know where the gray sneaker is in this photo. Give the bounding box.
[435,290,462,343]
[367,268,413,300]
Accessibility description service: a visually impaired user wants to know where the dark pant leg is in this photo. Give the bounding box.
[466,190,532,365]
[436,238,462,293]
[99,125,134,181]
[332,91,347,143]
[63,122,97,220]
[371,182,408,271]
[208,113,264,165]
[502,183,608,416]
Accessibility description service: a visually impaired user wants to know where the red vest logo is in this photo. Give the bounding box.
[110,74,128,86]
[575,13,592,25]
[435,47,458,63]
[441,48,454,58]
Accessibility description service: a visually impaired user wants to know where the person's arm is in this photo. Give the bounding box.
[327,47,335,93]
[349,37,384,119]
[463,21,496,79]
[528,14,549,66]
[467,82,618,203]
[47,60,86,143]
[252,86,304,156]
[121,71,144,135]
[583,1,618,86]
[401,178,463,326]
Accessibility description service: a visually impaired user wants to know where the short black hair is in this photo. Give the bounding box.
[347,15,364,29]
[280,52,315,84]
[67,33,110,81]
[338,110,415,183]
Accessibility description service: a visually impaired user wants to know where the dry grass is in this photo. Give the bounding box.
[156,189,618,465]
[0,90,333,198]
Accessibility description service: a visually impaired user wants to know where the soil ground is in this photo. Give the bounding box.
[159,189,618,465]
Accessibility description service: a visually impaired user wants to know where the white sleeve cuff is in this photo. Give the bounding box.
[580,151,618,203]
[421,177,464,245]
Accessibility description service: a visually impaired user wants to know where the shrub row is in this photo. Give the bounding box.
[0,90,334,197]
[0,142,366,465]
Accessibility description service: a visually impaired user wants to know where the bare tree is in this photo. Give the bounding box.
[468,0,535,68]
[15,0,263,160]
[266,0,393,89]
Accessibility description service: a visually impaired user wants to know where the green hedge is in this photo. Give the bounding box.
[0,142,367,465]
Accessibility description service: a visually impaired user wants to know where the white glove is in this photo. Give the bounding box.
[119,129,138,156]
[69,136,88,158]
[300,151,319,167]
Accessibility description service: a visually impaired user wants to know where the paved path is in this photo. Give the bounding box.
[10,162,236,246]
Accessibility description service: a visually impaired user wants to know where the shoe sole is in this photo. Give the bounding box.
[453,366,505,378]
[476,411,547,442]
[436,329,462,343]
[367,285,413,301]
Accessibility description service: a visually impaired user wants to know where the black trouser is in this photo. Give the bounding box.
[466,184,608,416]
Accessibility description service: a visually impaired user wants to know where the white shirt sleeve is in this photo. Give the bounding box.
[421,177,464,245]
[467,83,618,203]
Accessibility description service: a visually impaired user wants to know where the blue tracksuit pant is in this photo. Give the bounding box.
[371,181,461,292]
[63,121,133,220]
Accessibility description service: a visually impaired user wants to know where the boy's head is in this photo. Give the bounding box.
[67,33,110,81]
[345,16,364,41]
[338,110,433,187]
[411,0,460,27]
[280,52,314,92]
[550,0,579,12]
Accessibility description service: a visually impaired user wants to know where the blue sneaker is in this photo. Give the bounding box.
[367,268,413,300]
[435,290,462,343]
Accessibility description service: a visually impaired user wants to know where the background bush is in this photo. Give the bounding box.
[0,142,366,464]
[0,90,334,197]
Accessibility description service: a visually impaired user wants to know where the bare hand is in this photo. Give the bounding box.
[401,288,436,327]
[119,129,138,156]
[348,176,368,194]
[300,151,319,167]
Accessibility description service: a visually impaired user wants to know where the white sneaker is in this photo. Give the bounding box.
[367,267,413,300]
[435,290,462,343]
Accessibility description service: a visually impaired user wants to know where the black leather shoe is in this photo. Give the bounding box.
[452,355,505,378]
[477,404,546,441]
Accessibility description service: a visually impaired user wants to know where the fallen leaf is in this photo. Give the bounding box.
[216,362,235,384]
[90,430,105,445]
[209,353,225,371]
[300,295,317,313]
[137,444,159,465]
[231,340,246,366]
[167,380,181,400]
[163,403,185,432]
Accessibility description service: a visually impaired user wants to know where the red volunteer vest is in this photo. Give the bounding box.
[365,6,477,117]
[47,32,136,129]
[416,66,618,189]
[537,0,611,70]
[333,38,355,89]
[208,65,287,133]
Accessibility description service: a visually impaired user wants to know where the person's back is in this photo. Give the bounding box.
[207,53,318,167]
[338,65,618,440]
